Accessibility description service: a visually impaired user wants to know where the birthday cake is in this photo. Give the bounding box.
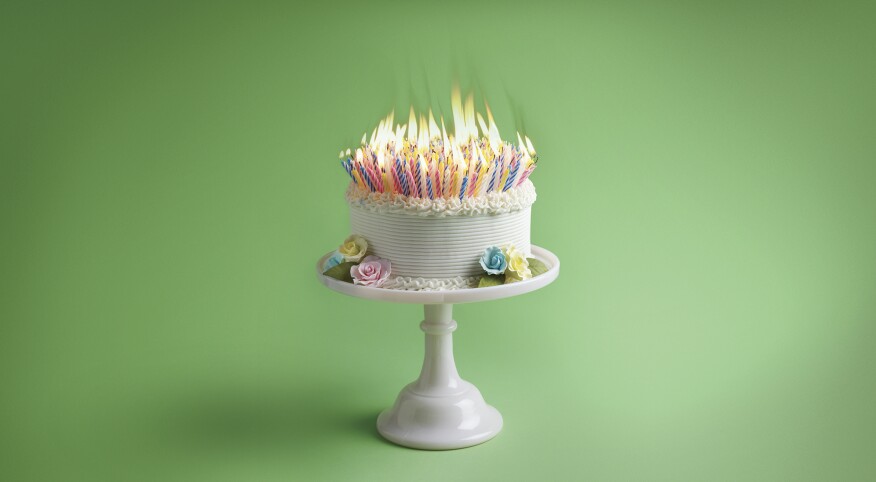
[323,89,546,290]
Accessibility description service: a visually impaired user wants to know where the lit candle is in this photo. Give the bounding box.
[497,152,512,192]
[351,169,364,190]
[444,163,452,198]
[390,163,402,194]
[406,169,419,198]
[358,164,374,192]
[503,158,519,191]
[378,151,391,193]
[487,157,500,192]
[517,166,535,186]
[366,164,381,193]
[417,156,427,198]
[395,158,408,196]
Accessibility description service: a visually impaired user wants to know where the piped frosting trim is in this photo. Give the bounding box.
[345,179,536,217]
[381,275,479,291]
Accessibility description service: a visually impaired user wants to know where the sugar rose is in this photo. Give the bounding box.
[350,255,391,287]
[503,245,531,282]
[479,246,507,275]
[338,235,368,263]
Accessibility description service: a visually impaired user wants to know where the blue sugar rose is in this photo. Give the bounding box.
[479,246,507,275]
[323,251,345,271]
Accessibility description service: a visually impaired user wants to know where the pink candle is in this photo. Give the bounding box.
[434,168,442,197]
[390,166,402,194]
[468,172,478,196]
[517,165,536,186]
[406,169,419,198]
[366,165,381,192]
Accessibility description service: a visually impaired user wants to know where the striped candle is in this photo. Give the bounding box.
[390,164,402,193]
[497,154,512,191]
[409,161,421,197]
[366,165,382,192]
[351,169,364,190]
[337,108,538,199]
[417,159,428,196]
[443,164,452,198]
[433,168,441,197]
[395,158,408,196]
[476,159,489,195]
[487,158,499,192]
[516,166,536,186]
[503,158,519,191]
[359,166,374,192]
[406,169,419,198]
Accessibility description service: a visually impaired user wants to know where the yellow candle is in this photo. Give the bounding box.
[476,162,489,195]
[418,157,427,195]
[498,164,510,192]
[351,169,364,189]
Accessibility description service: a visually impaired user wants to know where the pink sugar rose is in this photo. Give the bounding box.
[350,255,391,287]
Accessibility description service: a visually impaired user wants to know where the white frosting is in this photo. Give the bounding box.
[350,206,531,278]
[346,179,536,217]
[346,180,536,282]
[381,276,479,291]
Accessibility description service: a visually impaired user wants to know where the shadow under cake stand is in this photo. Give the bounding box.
[316,245,560,450]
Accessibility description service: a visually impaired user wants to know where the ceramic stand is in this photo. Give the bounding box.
[376,303,503,449]
[317,245,559,450]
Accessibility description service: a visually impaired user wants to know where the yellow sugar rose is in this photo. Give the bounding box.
[339,235,368,262]
[503,245,531,283]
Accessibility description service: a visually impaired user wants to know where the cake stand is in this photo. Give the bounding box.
[316,246,560,450]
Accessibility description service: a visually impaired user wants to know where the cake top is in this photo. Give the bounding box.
[337,88,538,202]
[346,178,536,217]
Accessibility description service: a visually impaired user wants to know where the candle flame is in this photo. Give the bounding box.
[339,86,538,198]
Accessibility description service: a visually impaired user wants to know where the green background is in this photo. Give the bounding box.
[3,1,875,480]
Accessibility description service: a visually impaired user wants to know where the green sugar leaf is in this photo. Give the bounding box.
[323,261,357,283]
[478,274,505,288]
[527,258,549,277]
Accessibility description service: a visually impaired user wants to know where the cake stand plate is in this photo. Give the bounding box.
[316,245,560,450]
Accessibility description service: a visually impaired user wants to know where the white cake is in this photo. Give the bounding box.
[324,89,541,290]
[346,179,536,289]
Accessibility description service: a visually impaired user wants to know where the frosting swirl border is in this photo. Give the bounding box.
[345,179,536,217]
[381,275,480,291]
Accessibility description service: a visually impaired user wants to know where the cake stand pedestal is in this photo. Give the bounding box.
[316,245,560,450]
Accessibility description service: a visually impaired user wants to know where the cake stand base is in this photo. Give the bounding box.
[376,304,502,450]
[317,245,560,450]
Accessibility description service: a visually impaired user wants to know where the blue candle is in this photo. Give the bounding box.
[340,159,352,180]
[488,157,500,192]
[359,164,374,191]
[503,159,519,192]
[395,158,408,196]
[459,176,468,201]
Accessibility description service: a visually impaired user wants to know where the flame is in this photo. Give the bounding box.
[347,86,537,197]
